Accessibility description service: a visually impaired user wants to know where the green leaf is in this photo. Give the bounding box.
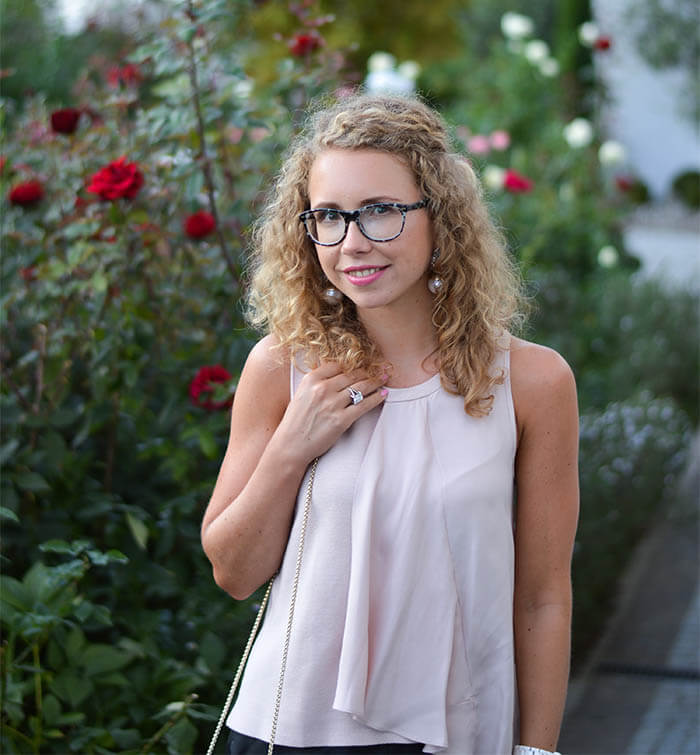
[81,644,131,675]
[49,670,93,708]
[15,471,51,492]
[39,540,74,555]
[199,630,225,670]
[64,626,86,664]
[0,575,32,612]
[0,506,19,523]
[197,428,217,459]
[125,511,149,550]
[0,438,20,466]
[164,716,198,755]
[42,694,62,726]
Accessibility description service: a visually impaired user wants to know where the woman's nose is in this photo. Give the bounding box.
[341,219,372,252]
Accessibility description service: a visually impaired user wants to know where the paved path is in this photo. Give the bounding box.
[559,494,699,755]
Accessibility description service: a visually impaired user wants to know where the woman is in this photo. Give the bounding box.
[201,94,579,755]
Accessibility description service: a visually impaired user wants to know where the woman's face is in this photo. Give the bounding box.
[306,148,434,316]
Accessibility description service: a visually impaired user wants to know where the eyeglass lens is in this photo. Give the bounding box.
[305,204,405,245]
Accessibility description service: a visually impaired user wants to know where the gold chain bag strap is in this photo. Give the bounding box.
[206,457,320,755]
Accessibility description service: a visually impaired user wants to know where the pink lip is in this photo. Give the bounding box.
[342,265,389,287]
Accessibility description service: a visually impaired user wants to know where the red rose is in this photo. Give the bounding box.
[503,169,533,193]
[50,107,81,134]
[107,63,142,88]
[184,210,216,239]
[86,157,144,200]
[0,156,6,174]
[289,33,321,57]
[615,175,633,192]
[594,35,612,51]
[8,180,44,206]
[20,266,38,282]
[189,365,234,411]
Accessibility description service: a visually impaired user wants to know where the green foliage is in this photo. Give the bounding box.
[574,396,691,660]
[530,272,699,423]
[0,0,134,115]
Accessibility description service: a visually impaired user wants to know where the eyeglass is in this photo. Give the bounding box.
[299,199,428,246]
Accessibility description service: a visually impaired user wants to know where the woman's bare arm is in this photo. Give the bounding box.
[511,338,580,751]
[201,335,387,599]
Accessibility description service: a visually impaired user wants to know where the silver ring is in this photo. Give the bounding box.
[347,386,364,405]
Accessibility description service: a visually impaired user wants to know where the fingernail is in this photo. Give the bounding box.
[380,388,389,397]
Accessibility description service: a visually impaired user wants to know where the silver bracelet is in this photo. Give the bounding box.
[514,746,562,755]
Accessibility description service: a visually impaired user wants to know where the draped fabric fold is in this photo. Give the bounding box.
[333,391,467,750]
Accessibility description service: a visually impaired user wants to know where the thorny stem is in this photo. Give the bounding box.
[32,324,47,416]
[103,393,120,493]
[140,693,198,753]
[184,0,240,288]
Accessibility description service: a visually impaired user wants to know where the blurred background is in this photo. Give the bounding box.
[1,0,698,752]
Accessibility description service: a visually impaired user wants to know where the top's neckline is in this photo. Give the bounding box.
[384,372,442,402]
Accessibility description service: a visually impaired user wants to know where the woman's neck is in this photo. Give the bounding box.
[358,296,439,387]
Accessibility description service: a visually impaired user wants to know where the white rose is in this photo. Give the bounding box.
[524,39,550,63]
[397,60,421,80]
[578,21,600,47]
[501,12,534,40]
[598,140,626,165]
[598,245,619,267]
[563,117,594,148]
[367,52,396,73]
[365,69,414,94]
[538,57,560,77]
[482,165,506,191]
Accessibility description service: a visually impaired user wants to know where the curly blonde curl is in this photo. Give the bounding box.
[246,93,526,416]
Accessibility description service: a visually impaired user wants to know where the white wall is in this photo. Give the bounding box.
[592,0,699,199]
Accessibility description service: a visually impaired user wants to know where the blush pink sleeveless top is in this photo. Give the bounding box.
[228,345,517,754]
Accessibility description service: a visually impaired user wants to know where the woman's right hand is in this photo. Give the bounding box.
[276,360,388,464]
[200,337,387,599]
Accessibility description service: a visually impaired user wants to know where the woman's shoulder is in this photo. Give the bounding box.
[508,336,577,428]
[237,333,291,407]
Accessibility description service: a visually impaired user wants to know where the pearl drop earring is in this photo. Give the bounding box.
[427,249,444,295]
[322,286,342,304]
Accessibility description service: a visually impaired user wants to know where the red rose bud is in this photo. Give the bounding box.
[594,35,612,51]
[87,156,144,201]
[121,63,142,86]
[8,180,44,206]
[0,156,6,174]
[107,63,142,88]
[184,210,216,239]
[50,107,81,134]
[289,33,321,57]
[189,365,234,411]
[503,169,533,193]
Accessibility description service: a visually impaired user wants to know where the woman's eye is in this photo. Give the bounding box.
[317,210,340,224]
[368,204,392,216]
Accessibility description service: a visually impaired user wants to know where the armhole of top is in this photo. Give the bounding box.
[501,342,518,459]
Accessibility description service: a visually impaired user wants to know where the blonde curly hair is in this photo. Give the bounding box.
[246,93,526,416]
